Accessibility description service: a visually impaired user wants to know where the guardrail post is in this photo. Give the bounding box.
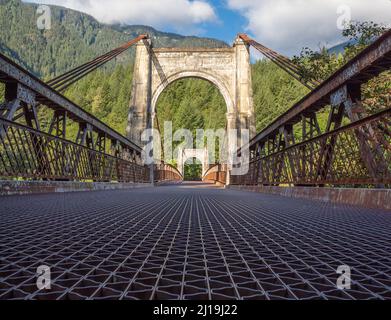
[150,163,155,184]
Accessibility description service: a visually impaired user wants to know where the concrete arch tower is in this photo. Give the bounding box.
[126,36,255,147]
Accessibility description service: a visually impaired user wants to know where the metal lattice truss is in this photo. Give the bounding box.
[232,30,391,187]
[0,118,149,182]
[0,37,187,183]
[234,109,391,186]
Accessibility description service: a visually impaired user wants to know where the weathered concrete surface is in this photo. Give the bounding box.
[227,185,391,211]
[177,148,209,177]
[0,180,152,196]
[127,36,256,146]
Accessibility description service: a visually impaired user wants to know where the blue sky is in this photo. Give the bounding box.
[188,0,247,44]
[26,0,391,56]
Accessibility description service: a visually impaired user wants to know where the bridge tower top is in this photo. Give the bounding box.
[127,35,256,147]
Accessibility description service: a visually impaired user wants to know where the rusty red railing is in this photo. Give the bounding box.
[232,29,391,188]
[231,108,391,186]
[203,164,227,185]
[154,162,183,183]
[0,118,150,183]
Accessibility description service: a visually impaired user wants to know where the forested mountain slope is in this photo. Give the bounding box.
[0,0,227,79]
[0,0,309,138]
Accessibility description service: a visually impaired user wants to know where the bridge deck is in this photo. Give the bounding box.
[0,183,390,300]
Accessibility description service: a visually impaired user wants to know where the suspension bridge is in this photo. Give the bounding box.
[0,30,390,300]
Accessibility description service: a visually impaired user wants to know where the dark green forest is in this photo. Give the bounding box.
[0,0,227,79]
[156,78,227,134]
[0,0,229,138]
[184,160,203,181]
[1,0,388,149]
[62,64,134,136]
[155,60,310,137]
[0,0,309,138]
[59,59,309,138]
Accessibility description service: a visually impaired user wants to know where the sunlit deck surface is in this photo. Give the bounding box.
[0,182,390,300]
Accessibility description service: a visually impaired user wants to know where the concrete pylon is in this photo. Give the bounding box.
[127,35,256,150]
[127,37,152,147]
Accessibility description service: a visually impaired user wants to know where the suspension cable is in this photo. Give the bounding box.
[238,34,321,91]
[47,34,148,92]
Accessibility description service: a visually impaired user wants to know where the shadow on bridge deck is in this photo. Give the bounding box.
[0,185,390,300]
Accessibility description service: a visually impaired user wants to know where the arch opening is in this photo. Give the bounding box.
[127,39,255,149]
[152,71,235,116]
[154,77,228,169]
[184,158,203,181]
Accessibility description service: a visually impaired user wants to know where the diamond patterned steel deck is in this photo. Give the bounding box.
[0,183,390,300]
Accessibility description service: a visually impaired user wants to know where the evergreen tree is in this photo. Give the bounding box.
[1,0,387,152]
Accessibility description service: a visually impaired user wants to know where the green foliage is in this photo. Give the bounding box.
[0,83,4,102]
[293,21,390,115]
[343,21,388,61]
[252,60,309,132]
[0,0,230,145]
[293,21,388,83]
[154,64,310,154]
[3,1,388,159]
[0,0,228,79]
[63,63,134,135]
[292,48,343,83]
[184,160,202,181]
[343,22,390,114]
[156,78,227,140]
[362,71,391,114]
[0,0,311,145]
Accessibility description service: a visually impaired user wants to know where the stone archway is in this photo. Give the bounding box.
[177,148,209,178]
[151,70,234,116]
[126,36,256,146]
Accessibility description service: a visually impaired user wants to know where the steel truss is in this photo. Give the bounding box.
[232,30,391,187]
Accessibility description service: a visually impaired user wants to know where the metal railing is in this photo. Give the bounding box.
[0,118,150,183]
[154,162,183,183]
[231,108,391,186]
[154,162,183,182]
[203,164,227,185]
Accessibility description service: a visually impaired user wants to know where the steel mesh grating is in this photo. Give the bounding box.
[0,184,390,300]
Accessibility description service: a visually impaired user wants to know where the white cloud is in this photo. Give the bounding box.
[27,0,217,34]
[227,0,391,56]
